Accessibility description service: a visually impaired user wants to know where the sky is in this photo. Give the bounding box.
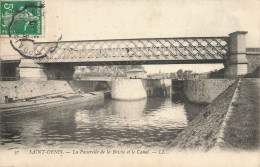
[1,0,259,73]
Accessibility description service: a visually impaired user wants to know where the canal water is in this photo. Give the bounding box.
[0,93,205,149]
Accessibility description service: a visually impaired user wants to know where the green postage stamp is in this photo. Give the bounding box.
[0,0,44,37]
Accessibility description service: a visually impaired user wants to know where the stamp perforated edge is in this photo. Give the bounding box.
[0,0,45,38]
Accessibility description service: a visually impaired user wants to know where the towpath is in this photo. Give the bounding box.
[222,78,260,150]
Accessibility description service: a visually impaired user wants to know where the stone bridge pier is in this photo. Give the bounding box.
[19,59,75,81]
[19,58,47,81]
[224,31,248,77]
[11,39,74,81]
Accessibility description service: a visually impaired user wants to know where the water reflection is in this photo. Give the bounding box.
[112,99,147,119]
[172,90,206,122]
[0,114,43,148]
[0,94,205,149]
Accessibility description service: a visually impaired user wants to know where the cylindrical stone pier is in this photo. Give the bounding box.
[111,79,147,100]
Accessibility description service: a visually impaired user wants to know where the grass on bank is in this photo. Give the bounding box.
[224,79,259,150]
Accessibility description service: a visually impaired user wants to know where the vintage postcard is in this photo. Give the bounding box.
[0,0,259,166]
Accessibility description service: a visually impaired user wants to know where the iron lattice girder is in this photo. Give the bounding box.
[34,37,230,64]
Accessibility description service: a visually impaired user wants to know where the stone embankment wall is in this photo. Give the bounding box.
[68,80,111,93]
[184,79,236,104]
[0,81,73,103]
[169,80,238,151]
[247,54,260,73]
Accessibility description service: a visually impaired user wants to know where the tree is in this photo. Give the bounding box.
[177,69,183,80]
[183,70,193,80]
[170,73,177,79]
[208,68,225,78]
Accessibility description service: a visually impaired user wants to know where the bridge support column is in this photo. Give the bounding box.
[19,58,47,81]
[225,31,248,77]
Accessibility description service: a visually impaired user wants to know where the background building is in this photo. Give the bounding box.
[126,69,147,79]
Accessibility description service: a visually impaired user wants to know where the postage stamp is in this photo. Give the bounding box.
[0,0,44,37]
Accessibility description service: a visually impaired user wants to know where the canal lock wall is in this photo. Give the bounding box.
[169,80,239,151]
[142,79,172,97]
[183,79,236,104]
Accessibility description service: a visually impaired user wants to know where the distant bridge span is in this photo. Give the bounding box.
[33,36,230,65]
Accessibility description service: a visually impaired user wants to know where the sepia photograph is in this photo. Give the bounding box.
[0,0,259,166]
